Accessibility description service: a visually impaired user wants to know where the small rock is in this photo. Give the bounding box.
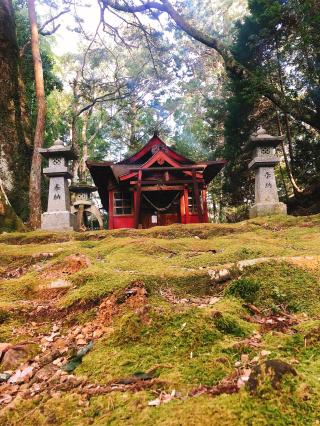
[241,354,249,363]
[208,268,231,283]
[234,361,242,367]
[247,359,297,392]
[260,350,271,357]
[93,329,104,339]
[209,297,220,305]
[8,366,33,384]
[0,394,13,404]
[41,279,72,290]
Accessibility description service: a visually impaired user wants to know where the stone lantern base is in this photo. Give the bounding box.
[41,211,76,231]
[249,202,287,219]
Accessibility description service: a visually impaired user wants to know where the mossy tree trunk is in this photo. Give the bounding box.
[0,0,31,223]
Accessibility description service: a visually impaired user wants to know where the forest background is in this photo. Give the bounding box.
[1,0,320,229]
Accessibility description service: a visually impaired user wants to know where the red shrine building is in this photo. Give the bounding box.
[87,134,226,229]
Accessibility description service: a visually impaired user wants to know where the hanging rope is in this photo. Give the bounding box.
[142,192,180,212]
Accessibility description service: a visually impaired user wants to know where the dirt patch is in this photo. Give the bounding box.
[39,254,91,281]
[97,281,148,326]
[287,256,320,271]
[0,233,72,245]
[160,288,220,308]
[0,253,54,280]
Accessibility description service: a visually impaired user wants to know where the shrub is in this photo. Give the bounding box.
[213,312,247,337]
[226,278,260,303]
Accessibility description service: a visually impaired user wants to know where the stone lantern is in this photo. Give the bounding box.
[39,139,77,231]
[69,183,104,230]
[248,127,287,218]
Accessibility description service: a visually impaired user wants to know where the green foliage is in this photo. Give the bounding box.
[213,312,248,337]
[0,309,10,324]
[217,0,320,212]
[226,278,260,303]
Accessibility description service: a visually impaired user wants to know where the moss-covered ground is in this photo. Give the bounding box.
[0,214,320,425]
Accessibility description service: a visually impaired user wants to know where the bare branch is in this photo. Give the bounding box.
[20,8,70,57]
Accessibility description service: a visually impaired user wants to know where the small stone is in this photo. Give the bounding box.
[93,329,104,339]
[209,297,220,305]
[41,279,72,290]
[8,366,33,384]
[260,350,271,357]
[0,394,13,404]
[241,354,249,363]
[234,361,242,367]
[76,338,87,346]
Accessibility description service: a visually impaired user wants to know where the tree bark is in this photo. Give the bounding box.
[104,0,320,132]
[28,0,46,228]
[0,0,31,221]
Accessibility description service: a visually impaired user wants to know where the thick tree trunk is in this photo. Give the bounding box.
[0,0,31,221]
[28,0,46,229]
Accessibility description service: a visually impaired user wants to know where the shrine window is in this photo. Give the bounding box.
[113,191,132,215]
[188,189,197,213]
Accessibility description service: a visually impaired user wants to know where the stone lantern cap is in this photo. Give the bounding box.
[69,182,97,194]
[249,127,284,149]
[248,127,284,170]
[39,139,78,160]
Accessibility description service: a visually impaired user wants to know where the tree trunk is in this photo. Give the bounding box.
[71,71,81,181]
[79,110,90,181]
[0,0,31,221]
[28,0,46,229]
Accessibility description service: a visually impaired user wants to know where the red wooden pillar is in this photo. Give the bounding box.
[134,170,142,228]
[184,187,189,224]
[108,190,114,230]
[192,170,203,222]
[180,189,186,224]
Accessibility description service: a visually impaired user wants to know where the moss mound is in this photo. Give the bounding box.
[0,214,320,424]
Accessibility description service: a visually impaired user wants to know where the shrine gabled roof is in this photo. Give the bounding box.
[118,134,194,165]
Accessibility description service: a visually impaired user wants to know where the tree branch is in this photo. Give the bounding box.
[101,0,320,131]
[20,8,70,57]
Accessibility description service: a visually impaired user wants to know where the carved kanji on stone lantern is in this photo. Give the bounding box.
[248,127,287,218]
[39,139,77,231]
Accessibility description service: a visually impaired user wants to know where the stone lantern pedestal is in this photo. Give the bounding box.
[70,183,104,230]
[39,139,77,231]
[248,127,287,218]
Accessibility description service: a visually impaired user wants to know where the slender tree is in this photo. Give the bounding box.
[28,0,46,228]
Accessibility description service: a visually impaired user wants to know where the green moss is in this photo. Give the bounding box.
[225,278,260,303]
[213,312,249,337]
[231,262,320,314]
[1,215,320,424]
